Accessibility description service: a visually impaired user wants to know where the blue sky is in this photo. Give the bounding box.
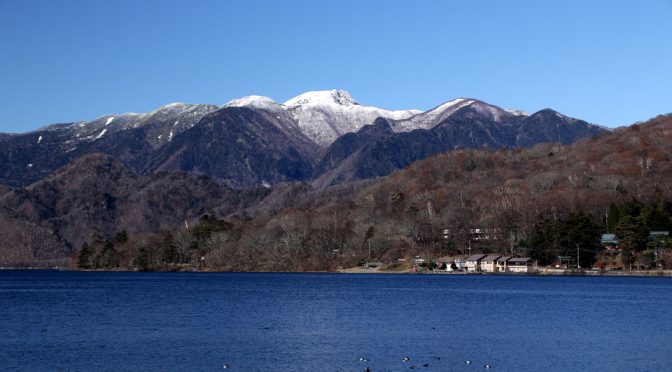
[0,0,670,132]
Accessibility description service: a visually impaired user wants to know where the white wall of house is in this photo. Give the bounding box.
[481,261,497,272]
[465,262,480,272]
[509,265,529,273]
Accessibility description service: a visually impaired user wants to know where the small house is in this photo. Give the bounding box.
[649,231,669,239]
[601,233,620,252]
[481,255,502,272]
[465,254,487,272]
[496,256,511,272]
[508,257,533,273]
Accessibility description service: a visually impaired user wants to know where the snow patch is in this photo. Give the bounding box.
[37,135,43,144]
[261,180,271,189]
[164,102,186,108]
[94,129,107,140]
[506,109,529,116]
[168,130,174,141]
[105,117,115,126]
[284,89,359,107]
[27,163,33,168]
[225,95,282,111]
[157,135,162,140]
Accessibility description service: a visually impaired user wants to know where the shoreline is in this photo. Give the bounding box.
[2,266,672,277]
[337,266,672,277]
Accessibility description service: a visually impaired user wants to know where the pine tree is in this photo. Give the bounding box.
[162,232,178,264]
[78,243,92,269]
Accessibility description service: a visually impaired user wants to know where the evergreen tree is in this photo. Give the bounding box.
[606,203,622,233]
[162,232,178,264]
[528,218,560,266]
[114,230,129,244]
[615,215,648,251]
[641,203,671,231]
[78,242,92,269]
[559,212,600,268]
[135,247,150,271]
[98,241,123,268]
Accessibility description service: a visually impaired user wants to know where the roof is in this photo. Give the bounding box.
[601,233,619,241]
[497,256,511,262]
[466,254,487,262]
[508,257,532,263]
[482,255,502,262]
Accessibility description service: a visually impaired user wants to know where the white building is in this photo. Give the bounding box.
[508,257,533,273]
[481,255,502,272]
[496,256,511,272]
[465,254,487,272]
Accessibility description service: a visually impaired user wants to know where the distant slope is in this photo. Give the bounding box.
[0,92,605,189]
[0,103,219,187]
[0,153,271,266]
[143,107,318,188]
[314,101,605,185]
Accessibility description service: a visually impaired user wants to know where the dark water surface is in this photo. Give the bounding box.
[1,271,671,371]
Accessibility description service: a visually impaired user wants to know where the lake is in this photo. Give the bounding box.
[1,271,671,371]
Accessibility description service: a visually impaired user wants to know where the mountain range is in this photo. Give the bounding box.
[0,90,605,188]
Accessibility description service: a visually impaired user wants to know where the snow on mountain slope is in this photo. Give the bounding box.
[390,98,476,132]
[390,99,524,132]
[225,95,284,113]
[282,90,421,147]
[506,109,529,116]
[56,103,220,148]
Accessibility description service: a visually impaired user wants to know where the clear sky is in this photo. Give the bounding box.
[1,0,670,132]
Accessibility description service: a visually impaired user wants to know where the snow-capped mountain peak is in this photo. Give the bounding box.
[283,89,359,108]
[278,89,420,146]
[224,95,283,111]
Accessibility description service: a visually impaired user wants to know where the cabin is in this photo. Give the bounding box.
[601,233,620,252]
[481,255,502,273]
[649,231,670,239]
[507,257,533,273]
[496,256,511,272]
[465,254,487,272]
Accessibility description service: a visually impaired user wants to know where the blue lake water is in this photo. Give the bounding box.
[1,271,671,371]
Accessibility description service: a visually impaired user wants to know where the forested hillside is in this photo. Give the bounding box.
[65,114,672,271]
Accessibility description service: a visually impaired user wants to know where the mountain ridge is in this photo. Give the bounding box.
[0,91,606,188]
